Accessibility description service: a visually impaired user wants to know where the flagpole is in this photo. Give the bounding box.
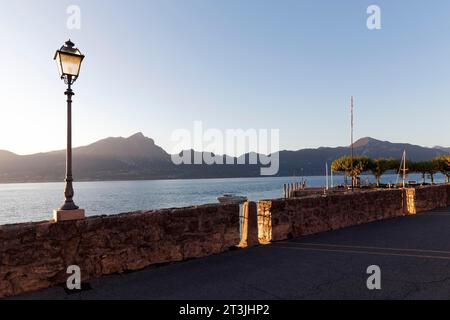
[350,96,354,192]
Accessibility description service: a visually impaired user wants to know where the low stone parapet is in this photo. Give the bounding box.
[2,184,449,298]
[258,185,450,243]
[0,203,240,298]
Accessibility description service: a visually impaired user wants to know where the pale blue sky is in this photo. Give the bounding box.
[1,0,450,155]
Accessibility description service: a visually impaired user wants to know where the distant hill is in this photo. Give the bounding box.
[434,146,450,153]
[276,137,447,176]
[0,134,448,183]
[350,137,445,160]
[75,132,170,160]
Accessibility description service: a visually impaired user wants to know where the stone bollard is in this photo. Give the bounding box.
[239,201,259,248]
[403,188,417,215]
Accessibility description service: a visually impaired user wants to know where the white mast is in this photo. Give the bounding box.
[326,162,329,190]
[402,150,407,188]
[396,150,407,188]
[331,167,334,188]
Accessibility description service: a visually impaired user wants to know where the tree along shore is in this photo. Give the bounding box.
[331,156,450,187]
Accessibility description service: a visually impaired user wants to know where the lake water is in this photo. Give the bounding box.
[0,173,445,225]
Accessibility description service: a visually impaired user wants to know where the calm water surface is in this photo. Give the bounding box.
[0,174,444,225]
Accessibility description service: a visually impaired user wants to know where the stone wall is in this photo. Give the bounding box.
[258,189,405,242]
[239,202,259,248]
[259,185,450,243]
[2,184,450,299]
[0,203,240,298]
[292,188,348,198]
[407,185,450,213]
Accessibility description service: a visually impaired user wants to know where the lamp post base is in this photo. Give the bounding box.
[53,208,85,222]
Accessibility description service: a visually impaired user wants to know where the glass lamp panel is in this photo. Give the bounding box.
[59,52,82,77]
[55,52,64,78]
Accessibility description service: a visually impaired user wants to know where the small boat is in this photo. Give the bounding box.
[217,194,248,204]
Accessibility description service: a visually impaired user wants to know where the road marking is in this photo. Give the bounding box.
[276,242,450,255]
[272,245,450,261]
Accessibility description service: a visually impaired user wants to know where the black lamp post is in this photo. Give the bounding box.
[53,40,85,221]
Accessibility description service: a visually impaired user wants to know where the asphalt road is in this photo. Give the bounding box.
[14,207,450,300]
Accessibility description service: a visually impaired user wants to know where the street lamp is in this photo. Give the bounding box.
[53,40,85,222]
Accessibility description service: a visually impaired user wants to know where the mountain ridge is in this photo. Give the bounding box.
[0,134,448,183]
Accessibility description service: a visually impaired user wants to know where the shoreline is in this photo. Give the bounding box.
[0,172,447,186]
[0,174,338,186]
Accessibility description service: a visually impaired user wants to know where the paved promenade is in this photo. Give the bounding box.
[15,207,450,300]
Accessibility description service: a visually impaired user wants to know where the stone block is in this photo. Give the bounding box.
[53,209,85,222]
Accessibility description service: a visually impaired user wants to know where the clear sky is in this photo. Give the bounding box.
[1,0,450,155]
